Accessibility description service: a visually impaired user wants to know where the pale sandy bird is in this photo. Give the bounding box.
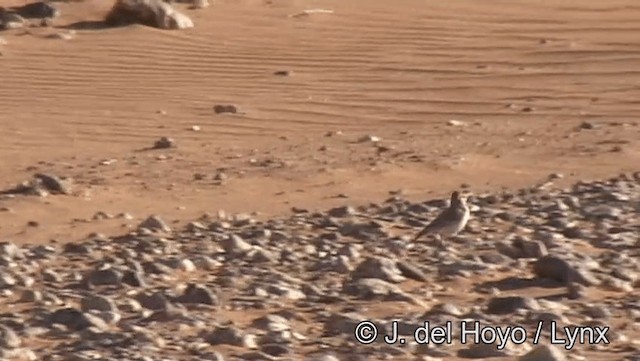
[412,191,470,246]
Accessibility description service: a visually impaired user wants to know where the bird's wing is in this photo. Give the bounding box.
[413,208,454,241]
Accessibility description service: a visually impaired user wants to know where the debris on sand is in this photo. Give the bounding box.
[105,0,194,30]
[1,173,73,196]
[44,30,76,40]
[0,10,27,30]
[357,134,381,143]
[10,1,59,19]
[152,136,176,149]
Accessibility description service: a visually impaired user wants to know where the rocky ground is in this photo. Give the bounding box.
[0,171,638,361]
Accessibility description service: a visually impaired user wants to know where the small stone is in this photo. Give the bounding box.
[327,206,356,218]
[12,1,59,18]
[533,255,595,286]
[273,70,292,76]
[351,257,406,283]
[192,0,209,9]
[220,234,253,255]
[358,134,381,143]
[47,308,108,331]
[447,120,467,126]
[177,283,219,305]
[81,295,118,313]
[138,215,171,232]
[92,211,112,220]
[0,12,27,30]
[34,173,72,194]
[214,104,238,114]
[0,274,17,288]
[0,325,21,349]
[84,268,123,286]
[519,345,567,361]
[153,137,175,149]
[396,260,428,282]
[250,314,290,332]
[203,326,255,347]
[486,296,539,315]
[579,121,595,130]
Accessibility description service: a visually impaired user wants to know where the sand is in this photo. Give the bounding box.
[0,1,639,240]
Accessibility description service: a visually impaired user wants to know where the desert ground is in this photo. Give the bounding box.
[0,0,639,360]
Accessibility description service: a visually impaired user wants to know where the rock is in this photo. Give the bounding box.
[81,295,118,313]
[153,137,175,149]
[0,348,37,361]
[349,276,398,297]
[84,268,123,286]
[203,326,255,347]
[486,296,539,315]
[351,256,406,283]
[511,237,548,258]
[458,343,510,358]
[447,120,467,127]
[533,255,596,286]
[327,206,356,218]
[213,104,238,114]
[11,1,59,19]
[105,0,194,30]
[220,234,253,255]
[136,291,172,310]
[519,345,567,361]
[273,70,292,76]
[358,134,381,143]
[261,344,290,357]
[0,11,27,30]
[0,274,17,288]
[323,312,367,336]
[306,355,340,361]
[138,215,171,232]
[129,325,166,348]
[177,283,219,305]
[579,121,595,130]
[250,314,290,332]
[191,0,209,9]
[0,325,21,349]
[47,308,108,331]
[396,260,428,281]
[0,242,22,259]
[122,270,147,287]
[34,173,72,194]
[20,290,42,303]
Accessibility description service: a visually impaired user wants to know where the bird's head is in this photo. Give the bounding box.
[450,190,470,206]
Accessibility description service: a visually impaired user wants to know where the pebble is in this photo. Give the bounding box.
[213,105,238,114]
[0,174,635,360]
[153,137,175,149]
[519,345,567,361]
[138,215,171,232]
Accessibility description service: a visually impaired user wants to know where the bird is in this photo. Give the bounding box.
[412,191,470,247]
